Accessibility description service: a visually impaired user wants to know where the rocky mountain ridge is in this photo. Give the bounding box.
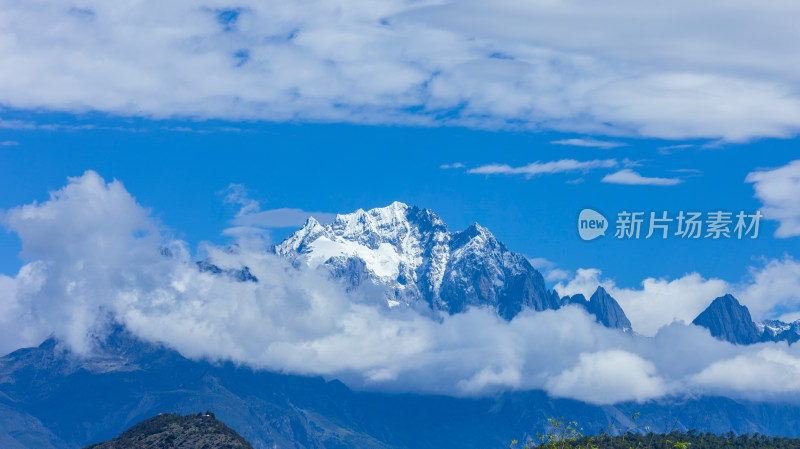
[692,294,800,345]
[275,202,624,325]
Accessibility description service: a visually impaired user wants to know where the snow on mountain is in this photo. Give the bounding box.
[756,320,791,337]
[757,319,800,343]
[275,202,558,319]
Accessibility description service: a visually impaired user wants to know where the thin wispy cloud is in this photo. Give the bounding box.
[667,168,702,178]
[0,117,94,132]
[601,169,683,186]
[0,140,19,146]
[658,144,695,154]
[235,208,337,228]
[468,159,618,177]
[223,184,335,229]
[0,118,36,130]
[528,257,571,283]
[440,162,465,169]
[159,125,244,134]
[551,138,626,149]
[621,158,644,167]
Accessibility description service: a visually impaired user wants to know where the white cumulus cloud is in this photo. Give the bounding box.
[0,0,799,140]
[747,160,800,238]
[545,350,667,404]
[690,347,800,398]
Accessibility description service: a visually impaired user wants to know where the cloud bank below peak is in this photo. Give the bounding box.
[1,0,799,141]
[5,171,800,405]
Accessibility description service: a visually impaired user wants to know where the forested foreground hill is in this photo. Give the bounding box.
[83,413,253,449]
[84,412,800,449]
[583,431,800,449]
[514,422,800,449]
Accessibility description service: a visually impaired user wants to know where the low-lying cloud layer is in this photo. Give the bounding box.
[1,0,800,140]
[4,171,800,405]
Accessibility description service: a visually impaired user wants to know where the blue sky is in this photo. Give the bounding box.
[2,112,798,289]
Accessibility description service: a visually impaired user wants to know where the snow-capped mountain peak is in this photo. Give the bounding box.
[277,202,445,283]
[329,201,414,247]
[275,203,557,318]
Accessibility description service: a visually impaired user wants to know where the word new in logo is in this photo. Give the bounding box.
[578,209,608,241]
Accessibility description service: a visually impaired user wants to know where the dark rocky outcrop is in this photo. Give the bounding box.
[692,294,761,345]
[84,413,253,449]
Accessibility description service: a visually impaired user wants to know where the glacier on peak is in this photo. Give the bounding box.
[275,202,559,319]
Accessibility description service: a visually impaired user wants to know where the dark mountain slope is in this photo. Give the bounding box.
[693,295,763,345]
[561,287,632,331]
[586,287,632,331]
